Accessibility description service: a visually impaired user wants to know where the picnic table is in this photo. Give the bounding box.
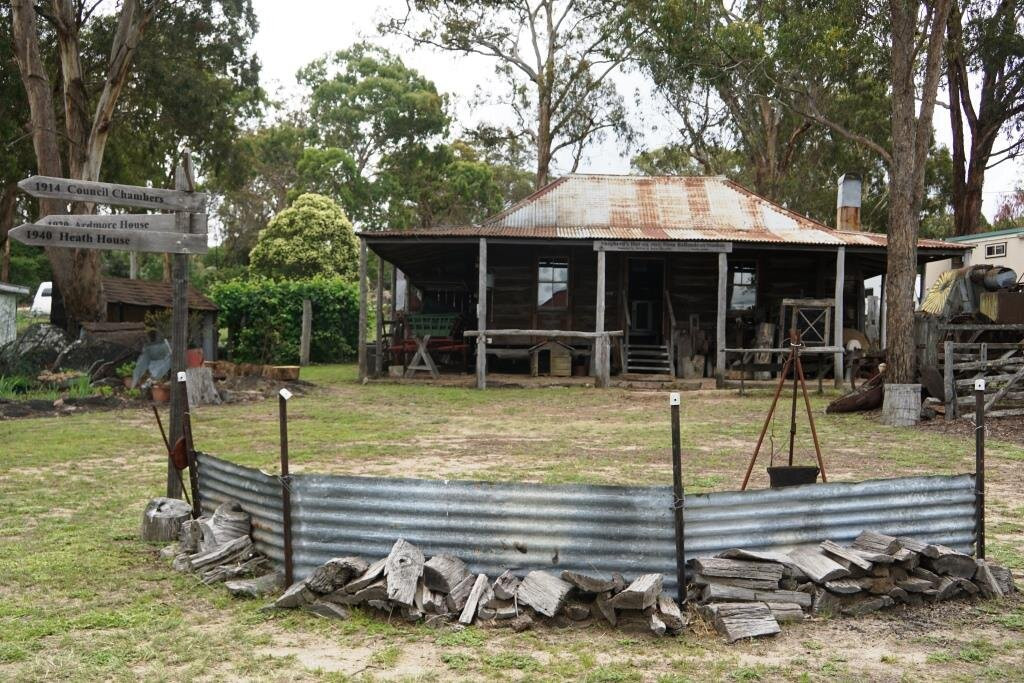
[389,313,467,378]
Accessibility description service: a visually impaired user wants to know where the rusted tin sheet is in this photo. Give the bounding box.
[360,175,963,251]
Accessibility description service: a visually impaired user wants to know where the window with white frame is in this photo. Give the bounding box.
[985,242,1007,259]
[537,258,569,309]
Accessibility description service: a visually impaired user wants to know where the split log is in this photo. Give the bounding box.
[824,579,862,595]
[692,558,784,583]
[701,583,811,608]
[510,612,533,632]
[200,555,265,584]
[912,567,942,585]
[692,574,780,591]
[474,581,495,620]
[974,560,1004,599]
[988,565,1018,595]
[888,587,909,603]
[275,579,316,608]
[516,570,573,617]
[225,572,284,598]
[493,570,521,599]
[345,557,386,593]
[459,574,490,625]
[423,554,469,594]
[956,577,980,595]
[304,601,350,620]
[936,577,961,601]
[595,591,617,626]
[656,593,686,632]
[140,497,193,542]
[178,518,203,553]
[819,540,873,571]
[647,609,667,636]
[493,602,519,620]
[706,602,781,643]
[841,595,894,617]
[325,579,388,605]
[923,545,976,578]
[895,536,929,553]
[608,574,662,610]
[185,366,221,407]
[893,548,918,568]
[564,603,591,621]
[307,556,369,594]
[766,602,805,622]
[787,548,850,583]
[851,549,895,564]
[811,588,842,616]
[188,535,253,571]
[896,578,933,593]
[850,530,901,555]
[446,573,476,612]
[716,549,800,576]
[560,570,619,594]
[384,539,425,606]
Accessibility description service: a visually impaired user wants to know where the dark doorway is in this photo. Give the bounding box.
[627,258,664,345]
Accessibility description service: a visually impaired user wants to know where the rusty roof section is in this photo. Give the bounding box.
[102,276,218,311]
[362,174,965,251]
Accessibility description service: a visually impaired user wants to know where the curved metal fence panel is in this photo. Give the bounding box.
[196,453,285,566]
[196,454,975,593]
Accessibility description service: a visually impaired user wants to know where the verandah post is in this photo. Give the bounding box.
[715,252,728,388]
[375,254,384,378]
[596,247,607,387]
[357,238,368,382]
[476,238,487,389]
[834,246,846,388]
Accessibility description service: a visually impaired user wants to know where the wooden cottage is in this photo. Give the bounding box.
[358,174,966,387]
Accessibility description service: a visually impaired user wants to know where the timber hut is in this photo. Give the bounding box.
[358,174,967,388]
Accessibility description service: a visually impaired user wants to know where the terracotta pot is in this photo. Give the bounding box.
[151,383,170,403]
[186,348,204,368]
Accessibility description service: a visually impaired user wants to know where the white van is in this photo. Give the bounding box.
[30,281,52,316]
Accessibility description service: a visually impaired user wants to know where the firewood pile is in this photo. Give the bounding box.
[161,501,280,592]
[268,538,688,636]
[691,530,1018,643]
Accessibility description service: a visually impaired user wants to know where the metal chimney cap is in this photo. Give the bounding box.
[837,173,862,208]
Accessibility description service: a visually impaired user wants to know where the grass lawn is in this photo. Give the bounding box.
[1,363,1023,681]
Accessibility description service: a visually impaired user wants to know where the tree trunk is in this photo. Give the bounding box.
[0,184,15,282]
[886,0,921,386]
[536,90,553,189]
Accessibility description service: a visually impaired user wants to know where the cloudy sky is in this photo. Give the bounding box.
[250,0,1020,220]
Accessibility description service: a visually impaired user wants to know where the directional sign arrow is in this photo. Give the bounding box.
[18,175,207,212]
[9,223,208,254]
[37,213,178,231]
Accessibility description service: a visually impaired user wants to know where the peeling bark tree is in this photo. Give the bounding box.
[946,0,1024,236]
[792,0,952,387]
[10,0,158,327]
[383,0,635,189]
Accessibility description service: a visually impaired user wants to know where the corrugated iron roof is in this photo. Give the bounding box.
[362,174,965,251]
[102,276,218,311]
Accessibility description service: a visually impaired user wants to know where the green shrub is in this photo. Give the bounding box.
[210,276,361,364]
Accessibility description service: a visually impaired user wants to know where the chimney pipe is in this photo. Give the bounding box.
[836,173,861,232]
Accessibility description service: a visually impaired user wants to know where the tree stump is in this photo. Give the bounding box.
[881,383,921,426]
[140,497,192,542]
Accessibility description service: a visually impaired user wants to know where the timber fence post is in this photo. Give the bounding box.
[670,391,685,604]
[279,388,294,586]
[975,378,986,559]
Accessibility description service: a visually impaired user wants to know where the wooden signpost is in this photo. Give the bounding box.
[14,154,208,499]
[8,224,207,254]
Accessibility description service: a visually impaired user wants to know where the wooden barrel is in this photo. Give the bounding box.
[881,383,921,426]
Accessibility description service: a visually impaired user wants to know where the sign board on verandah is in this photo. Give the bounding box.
[9,223,208,254]
[18,175,208,212]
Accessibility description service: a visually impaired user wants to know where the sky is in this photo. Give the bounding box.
[249,0,1021,222]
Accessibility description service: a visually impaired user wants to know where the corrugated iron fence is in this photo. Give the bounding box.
[197,454,975,593]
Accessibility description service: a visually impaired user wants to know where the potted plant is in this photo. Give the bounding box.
[150,382,170,403]
[115,361,135,388]
[187,311,205,368]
